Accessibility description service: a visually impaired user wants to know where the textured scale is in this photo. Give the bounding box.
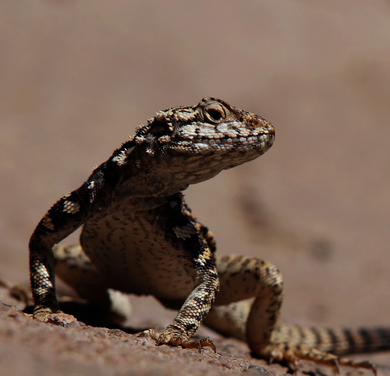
[29,98,390,373]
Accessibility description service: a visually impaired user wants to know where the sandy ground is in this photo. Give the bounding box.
[1,1,390,375]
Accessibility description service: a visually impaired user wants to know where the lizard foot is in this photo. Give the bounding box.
[139,329,216,353]
[33,306,78,326]
[257,343,376,375]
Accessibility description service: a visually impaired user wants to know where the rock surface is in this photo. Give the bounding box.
[0,286,285,376]
[2,1,390,375]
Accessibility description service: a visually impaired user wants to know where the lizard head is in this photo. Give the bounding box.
[113,98,275,196]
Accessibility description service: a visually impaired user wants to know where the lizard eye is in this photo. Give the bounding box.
[205,105,225,124]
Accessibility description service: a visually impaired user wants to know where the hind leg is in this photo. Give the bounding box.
[204,254,283,352]
[54,244,131,324]
[204,255,375,373]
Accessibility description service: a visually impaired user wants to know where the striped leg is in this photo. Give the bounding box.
[204,254,379,374]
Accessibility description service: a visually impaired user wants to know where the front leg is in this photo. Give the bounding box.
[141,196,220,351]
[143,269,219,351]
[29,192,88,318]
[162,268,219,344]
[29,165,116,320]
[141,250,220,351]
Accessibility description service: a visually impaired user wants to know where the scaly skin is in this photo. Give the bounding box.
[29,98,388,373]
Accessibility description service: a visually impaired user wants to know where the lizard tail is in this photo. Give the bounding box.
[275,322,390,355]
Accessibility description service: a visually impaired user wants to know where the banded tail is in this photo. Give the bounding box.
[275,323,390,355]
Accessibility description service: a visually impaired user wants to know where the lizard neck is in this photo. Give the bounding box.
[102,142,189,211]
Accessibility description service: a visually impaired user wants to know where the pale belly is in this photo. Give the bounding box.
[80,211,197,300]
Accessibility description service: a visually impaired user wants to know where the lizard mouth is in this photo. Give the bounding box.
[171,128,275,155]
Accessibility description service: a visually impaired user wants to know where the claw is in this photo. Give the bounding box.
[138,329,159,341]
[358,361,376,376]
[199,337,216,353]
[332,359,340,375]
[257,343,376,375]
[139,329,216,353]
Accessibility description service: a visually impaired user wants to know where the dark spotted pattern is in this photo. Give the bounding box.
[29,98,389,374]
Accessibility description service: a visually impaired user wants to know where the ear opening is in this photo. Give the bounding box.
[149,118,170,138]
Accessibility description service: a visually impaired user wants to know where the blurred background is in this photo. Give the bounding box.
[1,0,390,363]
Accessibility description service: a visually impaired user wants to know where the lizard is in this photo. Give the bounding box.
[29,97,390,373]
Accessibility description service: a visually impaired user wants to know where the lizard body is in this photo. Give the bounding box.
[29,98,390,372]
